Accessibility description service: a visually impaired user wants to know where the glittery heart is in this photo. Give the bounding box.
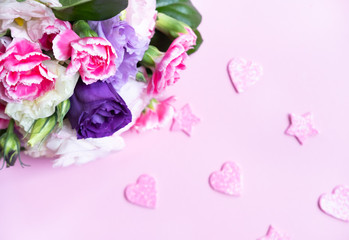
[125,174,157,209]
[227,57,263,93]
[209,162,242,196]
[319,185,349,222]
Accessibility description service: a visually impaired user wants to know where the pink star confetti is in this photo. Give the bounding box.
[227,57,263,93]
[124,174,157,209]
[257,225,290,240]
[285,112,319,145]
[209,162,242,196]
[319,185,349,222]
[171,104,200,136]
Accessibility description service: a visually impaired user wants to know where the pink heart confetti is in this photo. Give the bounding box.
[227,57,263,93]
[319,185,349,222]
[125,174,157,209]
[257,225,290,240]
[285,112,319,145]
[171,104,200,136]
[209,162,242,196]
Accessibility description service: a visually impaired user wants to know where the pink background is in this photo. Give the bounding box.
[1,0,349,239]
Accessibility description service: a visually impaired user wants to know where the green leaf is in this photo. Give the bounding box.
[53,0,128,21]
[57,0,91,9]
[187,29,203,55]
[156,0,202,29]
[156,0,194,8]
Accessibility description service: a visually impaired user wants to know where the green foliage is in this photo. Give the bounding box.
[56,0,91,9]
[156,0,202,29]
[53,0,128,21]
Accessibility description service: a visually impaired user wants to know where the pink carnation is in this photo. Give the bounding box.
[0,38,56,102]
[52,29,118,85]
[148,28,197,95]
[28,18,71,50]
[132,97,176,132]
[66,37,118,84]
[177,28,197,51]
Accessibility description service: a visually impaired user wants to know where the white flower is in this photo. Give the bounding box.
[0,0,54,39]
[117,76,150,133]
[25,77,149,167]
[5,61,79,132]
[125,0,157,39]
[25,121,126,167]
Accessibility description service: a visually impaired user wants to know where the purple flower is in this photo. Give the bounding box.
[67,80,132,139]
[89,16,149,90]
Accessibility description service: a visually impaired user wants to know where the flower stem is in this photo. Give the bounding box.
[7,119,14,133]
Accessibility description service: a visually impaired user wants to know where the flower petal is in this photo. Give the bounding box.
[52,29,80,61]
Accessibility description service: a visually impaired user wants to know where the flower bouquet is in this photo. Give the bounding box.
[0,0,202,168]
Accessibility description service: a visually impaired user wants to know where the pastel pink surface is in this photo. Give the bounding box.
[257,225,290,240]
[227,57,263,93]
[125,174,157,209]
[1,1,349,240]
[209,162,242,196]
[319,186,349,222]
[285,112,319,145]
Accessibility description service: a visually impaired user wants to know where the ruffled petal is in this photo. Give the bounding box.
[52,29,80,61]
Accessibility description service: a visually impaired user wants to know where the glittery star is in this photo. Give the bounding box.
[171,104,200,136]
[285,112,319,145]
[257,225,290,240]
